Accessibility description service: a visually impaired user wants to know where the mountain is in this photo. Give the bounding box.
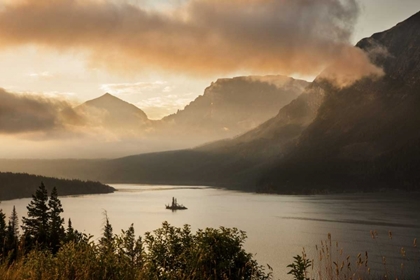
[197,82,325,159]
[0,76,313,187]
[51,79,321,188]
[257,11,420,193]
[0,172,114,200]
[68,76,309,155]
[76,93,151,135]
[86,82,325,189]
[155,75,309,144]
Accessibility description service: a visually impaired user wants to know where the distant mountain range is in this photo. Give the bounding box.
[155,75,309,143]
[2,12,420,194]
[74,75,309,153]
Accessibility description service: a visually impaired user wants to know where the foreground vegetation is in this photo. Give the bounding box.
[0,183,271,279]
[288,232,420,280]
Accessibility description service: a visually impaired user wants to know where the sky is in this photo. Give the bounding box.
[0,0,419,121]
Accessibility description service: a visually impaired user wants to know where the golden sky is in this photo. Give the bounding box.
[0,0,418,120]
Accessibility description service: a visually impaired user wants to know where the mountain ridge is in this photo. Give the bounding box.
[257,10,420,193]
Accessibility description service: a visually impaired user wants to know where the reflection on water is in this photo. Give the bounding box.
[1,185,419,278]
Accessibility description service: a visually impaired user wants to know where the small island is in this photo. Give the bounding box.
[166,197,187,211]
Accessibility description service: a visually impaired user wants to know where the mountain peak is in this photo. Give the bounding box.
[85,93,134,108]
[78,93,149,124]
[97,92,119,101]
[102,92,113,97]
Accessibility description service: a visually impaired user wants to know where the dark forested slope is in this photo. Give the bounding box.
[257,11,420,193]
[0,172,114,200]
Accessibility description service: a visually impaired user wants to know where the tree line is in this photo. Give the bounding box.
[0,172,114,201]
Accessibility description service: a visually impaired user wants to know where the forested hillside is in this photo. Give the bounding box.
[0,172,114,200]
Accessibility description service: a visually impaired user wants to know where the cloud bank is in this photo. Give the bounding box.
[0,0,382,82]
[0,88,83,135]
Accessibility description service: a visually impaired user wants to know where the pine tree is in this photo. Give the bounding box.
[5,206,19,261]
[21,182,49,251]
[121,224,143,269]
[99,213,114,254]
[48,187,64,253]
[65,218,75,242]
[0,209,6,256]
[8,206,19,238]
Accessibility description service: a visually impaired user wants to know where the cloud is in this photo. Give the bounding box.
[136,93,194,119]
[27,71,55,80]
[0,88,84,135]
[100,81,169,96]
[0,0,381,82]
[318,46,385,88]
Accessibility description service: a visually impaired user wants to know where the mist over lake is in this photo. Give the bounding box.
[2,184,419,278]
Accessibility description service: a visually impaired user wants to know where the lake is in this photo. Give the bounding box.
[1,184,420,279]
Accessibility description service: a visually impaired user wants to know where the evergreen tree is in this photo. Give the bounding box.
[8,206,19,238]
[120,224,143,269]
[65,218,75,241]
[99,213,114,254]
[0,209,6,256]
[65,218,85,244]
[48,187,64,253]
[21,182,49,251]
[98,213,117,279]
[5,206,19,261]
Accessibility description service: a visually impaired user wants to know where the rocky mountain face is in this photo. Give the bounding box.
[156,75,309,144]
[198,82,325,159]
[257,11,420,193]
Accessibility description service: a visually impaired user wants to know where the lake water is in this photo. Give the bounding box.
[1,185,420,279]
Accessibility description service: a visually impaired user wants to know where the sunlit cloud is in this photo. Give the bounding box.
[3,87,77,101]
[100,81,169,96]
[0,88,83,135]
[27,71,55,80]
[0,0,382,85]
[136,93,195,119]
[99,81,186,118]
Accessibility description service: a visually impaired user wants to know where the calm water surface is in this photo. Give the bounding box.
[1,185,420,278]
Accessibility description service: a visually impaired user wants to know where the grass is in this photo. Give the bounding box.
[290,230,420,280]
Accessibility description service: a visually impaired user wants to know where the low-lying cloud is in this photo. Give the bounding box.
[0,88,83,135]
[0,0,382,82]
[319,46,385,88]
